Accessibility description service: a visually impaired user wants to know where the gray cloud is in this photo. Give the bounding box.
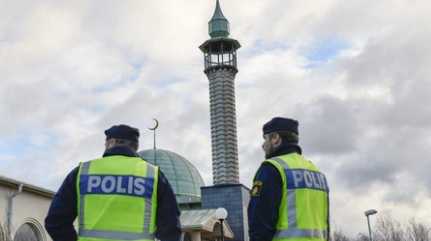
[299,96,360,155]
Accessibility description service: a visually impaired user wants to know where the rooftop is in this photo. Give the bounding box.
[0,175,54,198]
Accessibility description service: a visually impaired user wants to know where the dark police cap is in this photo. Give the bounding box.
[263,117,299,135]
[104,124,140,142]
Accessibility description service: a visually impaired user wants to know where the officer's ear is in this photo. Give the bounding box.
[270,133,282,147]
[105,138,115,150]
[131,141,139,152]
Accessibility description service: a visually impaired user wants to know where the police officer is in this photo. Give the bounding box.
[248,117,330,241]
[45,124,181,241]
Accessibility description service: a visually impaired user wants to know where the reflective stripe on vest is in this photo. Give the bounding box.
[270,156,329,240]
[78,160,156,240]
[275,229,328,239]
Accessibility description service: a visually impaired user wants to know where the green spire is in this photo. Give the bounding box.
[208,0,230,38]
[212,0,226,19]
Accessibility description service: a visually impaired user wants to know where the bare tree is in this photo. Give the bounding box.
[334,230,351,241]
[354,233,370,241]
[373,214,405,241]
[332,214,431,241]
[406,219,430,241]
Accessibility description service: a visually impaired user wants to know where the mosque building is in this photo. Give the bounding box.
[0,1,249,241]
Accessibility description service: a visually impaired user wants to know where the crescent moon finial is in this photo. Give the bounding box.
[148,118,159,131]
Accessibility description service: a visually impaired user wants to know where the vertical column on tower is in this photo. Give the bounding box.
[207,68,239,185]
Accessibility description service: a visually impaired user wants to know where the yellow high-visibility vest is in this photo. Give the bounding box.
[263,153,329,241]
[76,155,159,241]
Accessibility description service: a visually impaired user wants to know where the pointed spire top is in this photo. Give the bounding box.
[208,0,230,38]
[211,0,226,20]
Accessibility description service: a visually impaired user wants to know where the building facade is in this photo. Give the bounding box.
[0,176,53,241]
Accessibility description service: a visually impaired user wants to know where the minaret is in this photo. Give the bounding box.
[199,3,250,241]
[200,0,241,185]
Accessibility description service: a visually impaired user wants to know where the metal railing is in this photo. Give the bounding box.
[204,53,237,69]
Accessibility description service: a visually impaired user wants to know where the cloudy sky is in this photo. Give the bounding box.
[1,0,430,236]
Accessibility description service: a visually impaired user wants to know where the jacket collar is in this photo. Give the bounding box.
[103,146,138,158]
[266,142,302,159]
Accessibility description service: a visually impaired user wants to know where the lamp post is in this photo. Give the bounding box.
[215,208,228,241]
[364,209,378,241]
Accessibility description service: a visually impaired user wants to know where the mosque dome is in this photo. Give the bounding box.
[138,149,205,204]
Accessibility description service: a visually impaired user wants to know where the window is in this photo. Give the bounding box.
[13,222,42,241]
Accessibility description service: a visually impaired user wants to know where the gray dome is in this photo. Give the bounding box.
[138,149,205,204]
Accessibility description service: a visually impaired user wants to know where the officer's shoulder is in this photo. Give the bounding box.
[302,157,320,172]
[145,160,158,169]
[137,157,158,168]
[254,161,273,174]
[261,159,284,172]
[255,162,282,180]
[71,166,80,176]
[260,161,279,170]
[133,158,160,178]
[251,163,281,197]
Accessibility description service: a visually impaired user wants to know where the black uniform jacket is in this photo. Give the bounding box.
[45,146,181,241]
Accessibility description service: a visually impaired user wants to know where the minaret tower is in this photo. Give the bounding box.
[199,3,250,240]
[200,0,241,185]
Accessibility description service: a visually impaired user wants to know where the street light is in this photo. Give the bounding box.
[364,209,378,241]
[215,208,228,241]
